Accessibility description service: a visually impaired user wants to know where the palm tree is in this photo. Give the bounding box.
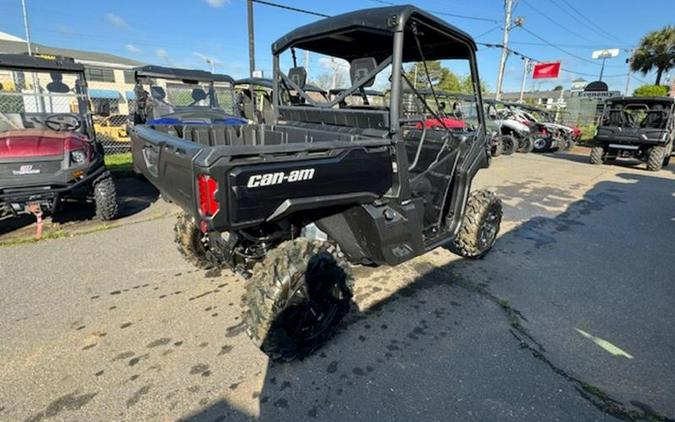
[630,25,675,85]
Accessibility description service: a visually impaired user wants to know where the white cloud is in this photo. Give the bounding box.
[156,48,169,59]
[125,44,142,54]
[204,0,229,7]
[106,13,131,29]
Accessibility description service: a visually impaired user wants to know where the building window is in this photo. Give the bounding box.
[124,70,135,84]
[85,67,115,83]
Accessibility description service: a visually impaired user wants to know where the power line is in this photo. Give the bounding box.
[548,0,616,43]
[559,0,625,44]
[250,0,329,18]
[475,25,502,39]
[508,41,633,51]
[520,0,596,44]
[518,26,601,66]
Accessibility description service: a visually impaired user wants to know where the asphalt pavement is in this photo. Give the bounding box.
[0,149,673,421]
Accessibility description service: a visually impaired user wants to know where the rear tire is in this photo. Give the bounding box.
[589,146,604,165]
[174,213,214,270]
[243,238,353,361]
[448,190,502,259]
[647,146,665,171]
[500,135,517,155]
[93,175,118,221]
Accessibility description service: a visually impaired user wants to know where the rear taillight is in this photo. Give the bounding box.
[540,127,547,135]
[197,174,219,217]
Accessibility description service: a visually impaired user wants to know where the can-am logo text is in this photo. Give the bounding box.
[247,168,315,188]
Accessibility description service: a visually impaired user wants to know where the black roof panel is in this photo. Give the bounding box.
[272,5,476,62]
[134,65,214,82]
[0,53,84,73]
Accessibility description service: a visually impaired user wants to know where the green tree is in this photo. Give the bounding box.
[630,25,675,85]
[404,61,449,88]
[553,85,563,91]
[633,84,669,97]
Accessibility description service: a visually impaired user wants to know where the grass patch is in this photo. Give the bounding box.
[105,153,133,176]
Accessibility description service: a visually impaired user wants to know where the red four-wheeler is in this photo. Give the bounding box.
[131,6,502,361]
[0,54,118,223]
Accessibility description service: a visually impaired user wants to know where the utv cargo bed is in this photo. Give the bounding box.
[131,122,394,229]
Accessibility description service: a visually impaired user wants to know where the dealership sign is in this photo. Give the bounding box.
[592,49,620,59]
[532,62,561,79]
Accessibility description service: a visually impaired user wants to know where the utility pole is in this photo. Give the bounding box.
[20,0,32,55]
[624,51,633,96]
[495,0,513,101]
[246,0,255,78]
[304,50,310,80]
[518,57,530,102]
[598,57,606,81]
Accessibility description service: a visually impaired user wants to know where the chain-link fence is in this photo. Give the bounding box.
[90,97,131,155]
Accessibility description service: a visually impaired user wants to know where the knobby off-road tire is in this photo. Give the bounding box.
[93,174,118,221]
[500,135,517,155]
[174,213,214,270]
[589,146,604,165]
[532,137,549,153]
[647,146,666,171]
[243,238,353,361]
[517,137,533,153]
[491,139,502,157]
[449,190,502,259]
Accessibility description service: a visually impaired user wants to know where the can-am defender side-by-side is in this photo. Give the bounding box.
[0,54,118,223]
[590,96,674,171]
[131,5,502,361]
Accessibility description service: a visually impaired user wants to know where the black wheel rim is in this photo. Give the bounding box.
[478,207,500,251]
[281,253,347,343]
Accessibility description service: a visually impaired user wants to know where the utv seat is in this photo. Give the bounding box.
[641,108,667,129]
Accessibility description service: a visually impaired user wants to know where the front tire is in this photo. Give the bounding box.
[93,175,118,221]
[449,190,502,259]
[647,146,665,171]
[532,137,549,153]
[243,239,353,361]
[500,135,517,155]
[589,146,604,165]
[517,137,533,153]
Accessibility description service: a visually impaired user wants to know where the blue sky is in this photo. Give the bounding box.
[0,0,672,93]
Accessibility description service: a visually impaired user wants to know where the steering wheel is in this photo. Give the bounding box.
[44,113,82,131]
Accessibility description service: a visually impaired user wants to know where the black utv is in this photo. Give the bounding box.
[590,96,674,171]
[131,5,502,361]
[0,54,117,222]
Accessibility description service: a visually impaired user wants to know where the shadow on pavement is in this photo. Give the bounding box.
[0,175,158,237]
[178,172,675,421]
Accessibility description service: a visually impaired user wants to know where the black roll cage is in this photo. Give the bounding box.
[270,8,485,137]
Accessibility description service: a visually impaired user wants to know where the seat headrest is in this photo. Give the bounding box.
[288,67,307,89]
[350,57,377,87]
[151,86,166,100]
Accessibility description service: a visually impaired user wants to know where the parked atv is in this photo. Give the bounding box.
[0,54,118,222]
[484,100,532,153]
[131,5,502,361]
[590,96,674,171]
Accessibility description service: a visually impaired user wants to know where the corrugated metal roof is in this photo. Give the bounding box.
[0,38,143,67]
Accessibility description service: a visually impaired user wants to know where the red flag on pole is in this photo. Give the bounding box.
[532,62,561,79]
